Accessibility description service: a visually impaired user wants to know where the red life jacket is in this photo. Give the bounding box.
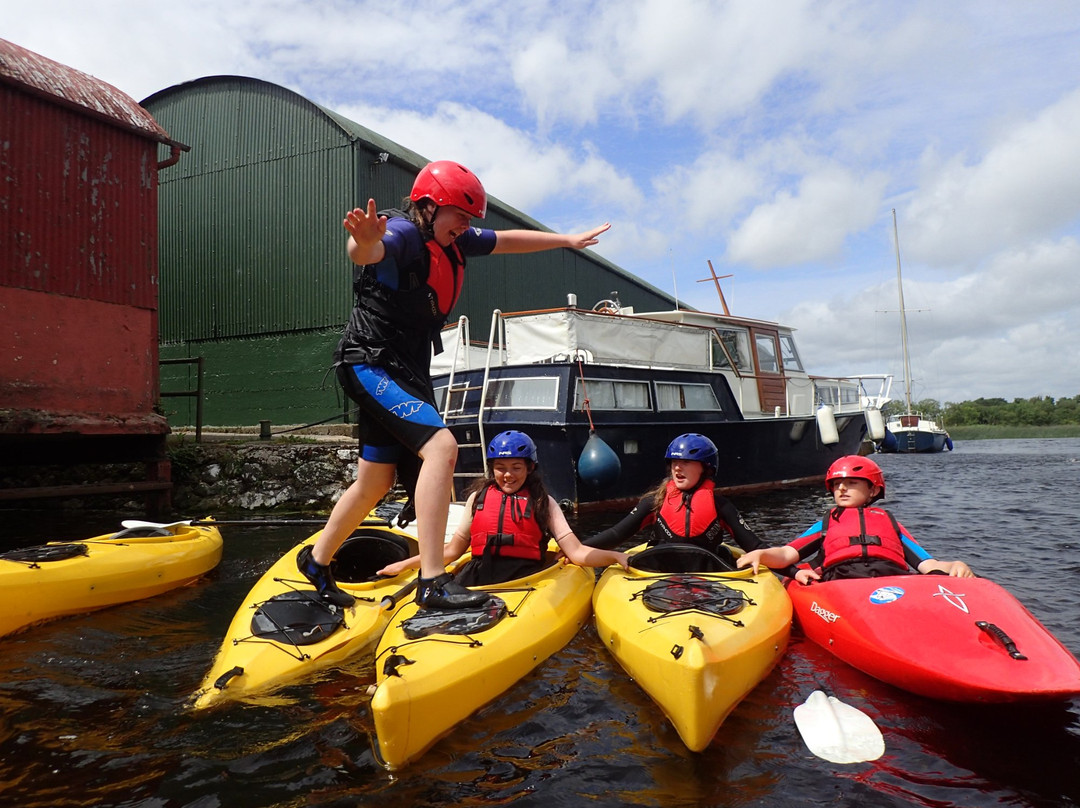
[821,506,908,569]
[470,485,546,561]
[655,479,728,545]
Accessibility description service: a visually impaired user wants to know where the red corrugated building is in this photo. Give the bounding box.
[0,38,186,510]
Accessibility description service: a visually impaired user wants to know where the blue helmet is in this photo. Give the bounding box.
[486,430,538,463]
[665,433,718,471]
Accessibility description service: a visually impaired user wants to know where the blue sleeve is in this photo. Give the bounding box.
[370,218,424,289]
[899,522,933,566]
[788,521,825,562]
[455,226,497,257]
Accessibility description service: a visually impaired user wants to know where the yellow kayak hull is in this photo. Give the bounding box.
[370,557,595,770]
[593,544,792,751]
[0,523,223,639]
[191,523,418,710]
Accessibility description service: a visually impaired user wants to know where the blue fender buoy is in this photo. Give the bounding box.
[945,436,954,451]
[578,431,621,488]
[879,429,898,452]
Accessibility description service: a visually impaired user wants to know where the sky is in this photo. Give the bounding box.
[6,0,1080,405]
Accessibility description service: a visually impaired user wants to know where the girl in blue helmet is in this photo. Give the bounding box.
[585,433,765,565]
[379,430,628,585]
[297,162,611,611]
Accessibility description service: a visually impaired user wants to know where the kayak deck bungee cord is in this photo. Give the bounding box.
[593,543,792,752]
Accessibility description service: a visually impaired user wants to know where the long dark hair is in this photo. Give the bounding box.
[466,461,553,536]
[401,196,436,242]
[646,460,715,512]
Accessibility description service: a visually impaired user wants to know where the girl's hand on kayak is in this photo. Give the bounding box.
[736,549,765,574]
[378,560,408,577]
[794,568,821,586]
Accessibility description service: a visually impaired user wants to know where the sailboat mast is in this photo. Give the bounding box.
[892,208,914,413]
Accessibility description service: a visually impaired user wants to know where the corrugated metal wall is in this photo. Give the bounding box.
[144,76,675,427]
[1,89,159,310]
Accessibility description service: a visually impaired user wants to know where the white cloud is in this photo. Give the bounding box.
[905,88,1080,265]
[726,167,888,266]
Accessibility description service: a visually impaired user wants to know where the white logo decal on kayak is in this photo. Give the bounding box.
[869,585,905,604]
[932,584,969,613]
[810,601,840,623]
[376,376,389,396]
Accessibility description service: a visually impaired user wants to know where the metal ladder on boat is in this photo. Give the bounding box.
[439,311,506,493]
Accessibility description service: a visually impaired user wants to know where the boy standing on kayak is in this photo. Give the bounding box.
[298,161,610,610]
[378,430,628,584]
[737,455,973,585]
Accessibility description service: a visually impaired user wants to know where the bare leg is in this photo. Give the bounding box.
[414,428,458,578]
[310,458,396,566]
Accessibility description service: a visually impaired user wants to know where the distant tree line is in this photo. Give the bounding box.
[884,396,1080,426]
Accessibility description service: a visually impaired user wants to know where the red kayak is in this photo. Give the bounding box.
[788,574,1080,703]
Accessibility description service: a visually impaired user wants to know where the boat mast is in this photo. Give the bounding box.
[892,209,914,414]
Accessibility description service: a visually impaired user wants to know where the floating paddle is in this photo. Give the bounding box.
[793,690,884,764]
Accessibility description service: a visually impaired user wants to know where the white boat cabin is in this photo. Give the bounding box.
[431,304,891,422]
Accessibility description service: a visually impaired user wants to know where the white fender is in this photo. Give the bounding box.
[816,404,839,445]
[864,407,885,442]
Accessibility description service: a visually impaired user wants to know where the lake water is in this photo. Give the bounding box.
[2,438,1079,807]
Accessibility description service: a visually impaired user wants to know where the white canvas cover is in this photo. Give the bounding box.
[503,310,712,369]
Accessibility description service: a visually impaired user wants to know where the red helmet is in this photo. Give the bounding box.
[825,455,885,500]
[410,161,487,219]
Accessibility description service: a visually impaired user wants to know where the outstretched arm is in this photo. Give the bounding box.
[377,495,475,576]
[343,198,388,266]
[736,546,800,575]
[548,499,629,570]
[491,223,610,255]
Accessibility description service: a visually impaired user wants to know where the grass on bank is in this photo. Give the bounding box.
[945,424,1080,440]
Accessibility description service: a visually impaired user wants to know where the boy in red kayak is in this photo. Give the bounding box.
[737,455,973,585]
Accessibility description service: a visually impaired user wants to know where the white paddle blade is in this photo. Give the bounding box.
[793,690,885,764]
[121,519,192,530]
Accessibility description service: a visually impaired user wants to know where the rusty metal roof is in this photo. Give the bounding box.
[0,37,171,143]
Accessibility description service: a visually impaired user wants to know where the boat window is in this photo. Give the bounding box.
[483,377,560,410]
[779,333,804,372]
[574,379,651,411]
[655,382,722,411]
[755,334,779,373]
[815,381,863,407]
[711,328,753,372]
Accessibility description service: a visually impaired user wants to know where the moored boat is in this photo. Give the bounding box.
[879,413,953,453]
[431,297,892,511]
[876,209,952,455]
[0,522,223,639]
[190,522,418,710]
[592,543,792,751]
[369,551,595,770]
[787,573,1080,702]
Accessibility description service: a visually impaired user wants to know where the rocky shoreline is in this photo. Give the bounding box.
[169,436,361,515]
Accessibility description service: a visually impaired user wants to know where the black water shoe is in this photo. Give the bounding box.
[297,545,354,608]
[416,573,490,610]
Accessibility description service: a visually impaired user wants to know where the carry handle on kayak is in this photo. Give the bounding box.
[976,620,1028,660]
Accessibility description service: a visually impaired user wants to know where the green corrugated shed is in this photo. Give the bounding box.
[142,75,674,428]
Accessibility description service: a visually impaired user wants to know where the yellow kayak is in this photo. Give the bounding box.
[0,522,223,639]
[191,521,418,710]
[370,551,596,770]
[593,543,791,751]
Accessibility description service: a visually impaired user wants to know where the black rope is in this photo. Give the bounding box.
[269,406,361,436]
